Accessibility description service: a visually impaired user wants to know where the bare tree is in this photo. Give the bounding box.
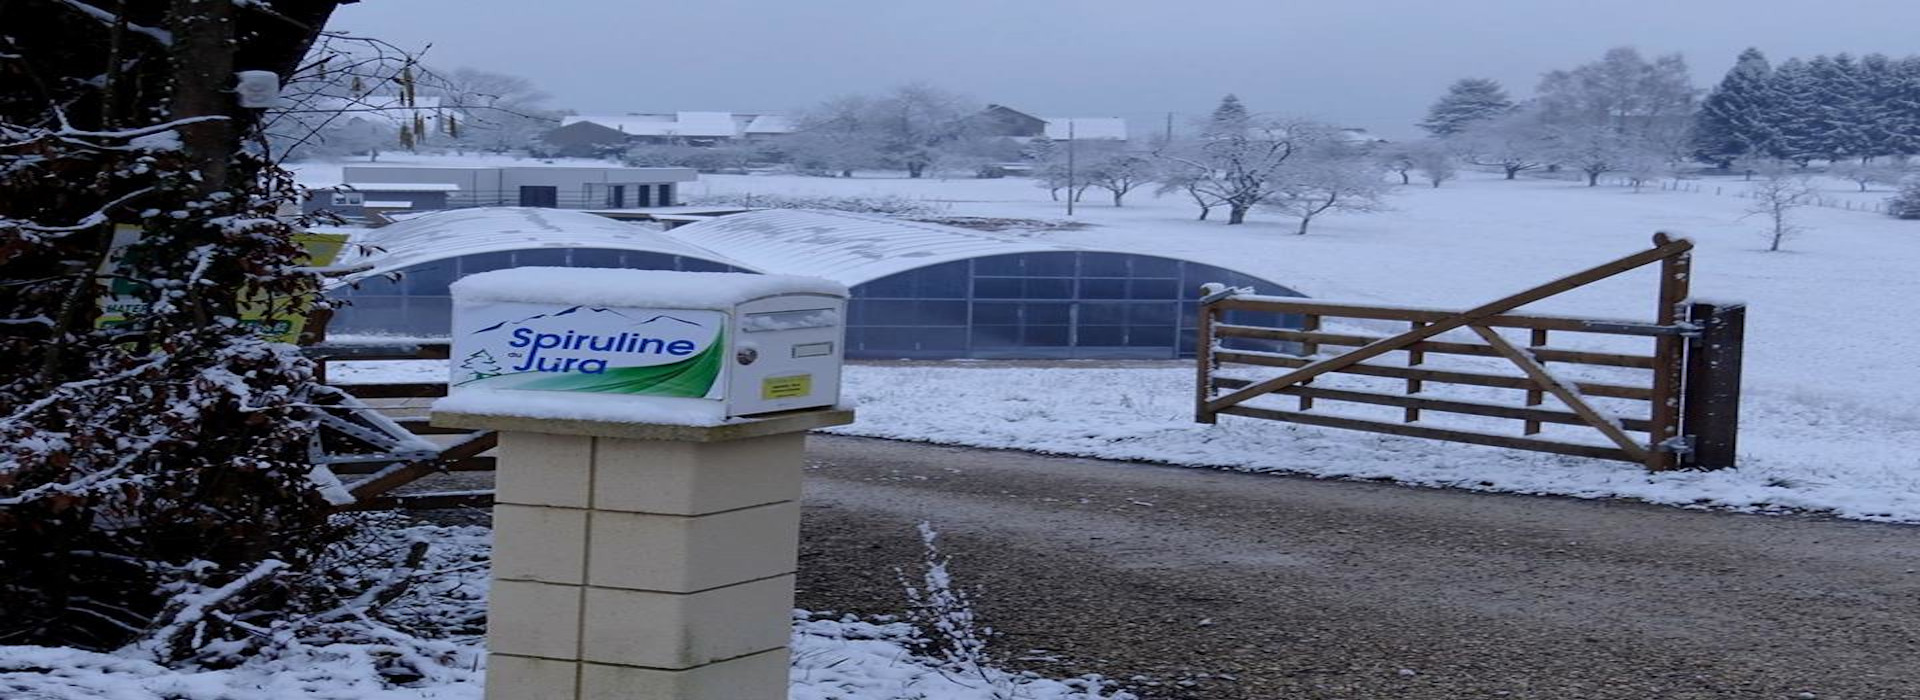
[1409,142,1458,188]
[1267,153,1391,234]
[1157,105,1333,224]
[1084,148,1159,206]
[1454,109,1552,180]
[1744,167,1818,251]
[1830,161,1908,192]
[1375,146,1417,185]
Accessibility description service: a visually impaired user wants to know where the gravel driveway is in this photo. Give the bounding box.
[797,435,1920,700]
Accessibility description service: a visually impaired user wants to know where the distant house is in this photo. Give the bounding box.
[546,112,795,155]
[540,121,632,159]
[976,104,1049,138]
[303,165,698,219]
[975,105,1127,143]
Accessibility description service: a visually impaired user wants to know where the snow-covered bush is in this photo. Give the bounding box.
[0,1,354,654]
[1889,178,1920,219]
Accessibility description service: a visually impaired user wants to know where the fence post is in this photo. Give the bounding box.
[1195,300,1219,424]
[1682,302,1745,470]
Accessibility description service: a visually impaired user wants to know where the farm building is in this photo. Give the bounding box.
[325,207,1299,359]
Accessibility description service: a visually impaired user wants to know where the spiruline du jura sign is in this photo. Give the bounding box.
[447,268,848,419]
[455,303,728,398]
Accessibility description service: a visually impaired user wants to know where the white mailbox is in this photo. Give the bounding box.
[447,268,847,419]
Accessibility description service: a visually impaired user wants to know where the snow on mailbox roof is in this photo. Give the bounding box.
[662,209,1080,286]
[452,267,846,309]
[1044,117,1127,141]
[334,207,749,281]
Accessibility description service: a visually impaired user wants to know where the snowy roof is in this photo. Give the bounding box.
[562,112,740,138]
[333,207,748,282]
[332,207,1280,292]
[662,209,1080,286]
[743,114,793,134]
[1043,118,1127,141]
[322,182,463,192]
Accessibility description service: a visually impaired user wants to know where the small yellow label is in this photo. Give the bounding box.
[762,374,812,400]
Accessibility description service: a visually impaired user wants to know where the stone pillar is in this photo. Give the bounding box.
[433,409,854,700]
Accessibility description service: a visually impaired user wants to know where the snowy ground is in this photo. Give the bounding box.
[0,523,1130,700]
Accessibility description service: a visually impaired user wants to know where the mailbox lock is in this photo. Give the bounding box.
[736,346,759,365]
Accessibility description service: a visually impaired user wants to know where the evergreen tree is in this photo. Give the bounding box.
[1855,54,1902,160]
[1693,48,1776,167]
[1887,57,1920,158]
[1807,54,1870,160]
[1419,78,1514,136]
[1206,94,1251,137]
[1765,57,1823,164]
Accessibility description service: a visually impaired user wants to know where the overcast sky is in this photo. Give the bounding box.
[326,0,1920,139]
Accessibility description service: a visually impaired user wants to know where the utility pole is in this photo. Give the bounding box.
[1066,119,1076,217]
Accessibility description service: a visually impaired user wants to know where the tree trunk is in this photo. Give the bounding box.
[1587,171,1601,187]
[1504,167,1519,180]
[840,169,853,178]
[1227,205,1248,225]
[907,163,924,178]
[1398,172,1410,185]
[1112,191,1123,207]
[1197,206,1211,221]
[1296,216,1311,235]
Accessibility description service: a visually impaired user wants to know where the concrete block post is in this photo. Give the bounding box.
[435,409,854,700]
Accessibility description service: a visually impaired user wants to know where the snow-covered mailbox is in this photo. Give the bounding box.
[432,267,854,700]
[445,268,846,419]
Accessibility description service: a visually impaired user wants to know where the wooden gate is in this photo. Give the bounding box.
[1195,234,1744,471]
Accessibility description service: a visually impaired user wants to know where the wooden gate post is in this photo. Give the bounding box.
[1682,302,1746,470]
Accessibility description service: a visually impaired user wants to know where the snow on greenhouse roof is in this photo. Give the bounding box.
[663,209,1080,286]
[334,207,750,281]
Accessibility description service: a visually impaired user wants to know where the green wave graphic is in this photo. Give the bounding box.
[513,331,724,397]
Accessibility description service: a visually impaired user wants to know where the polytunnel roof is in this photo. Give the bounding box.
[662,209,1082,286]
[333,207,751,281]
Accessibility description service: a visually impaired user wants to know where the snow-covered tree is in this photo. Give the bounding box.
[795,84,980,179]
[1545,120,1633,186]
[430,67,560,154]
[1764,57,1824,165]
[1693,48,1776,167]
[1744,166,1818,251]
[1083,149,1159,206]
[1537,47,1697,164]
[1266,151,1390,234]
[1375,145,1417,185]
[1156,96,1332,224]
[1,0,353,652]
[1411,143,1458,188]
[1830,161,1907,191]
[1454,109,1553,179]
[1889,177,1920,219]
[1419,78,1514,136]
[787,95,886,178]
